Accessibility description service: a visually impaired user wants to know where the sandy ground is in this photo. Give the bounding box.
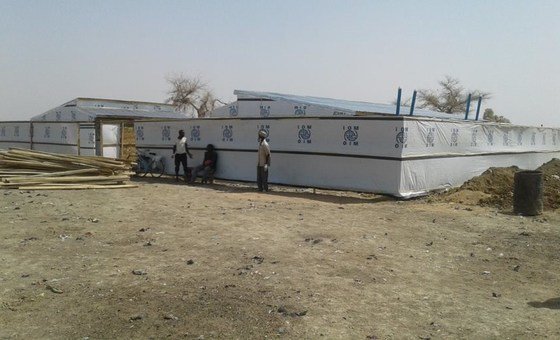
[1,178,559,339]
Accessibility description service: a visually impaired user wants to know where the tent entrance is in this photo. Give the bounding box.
[95,119,136,159]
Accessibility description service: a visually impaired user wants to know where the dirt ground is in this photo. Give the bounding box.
[433,158,560,211]
[1,178,559,339]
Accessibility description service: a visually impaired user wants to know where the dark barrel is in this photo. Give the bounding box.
[513,170,543,216]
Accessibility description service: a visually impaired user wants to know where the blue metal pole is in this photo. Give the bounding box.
[464,93,472,120]
[475,96,482,121]
[409,90,417,116]
[396,87,402,115]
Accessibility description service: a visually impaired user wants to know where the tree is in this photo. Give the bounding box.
[418,76,491,114]
[165,74,224,118]
[483,108,510,123]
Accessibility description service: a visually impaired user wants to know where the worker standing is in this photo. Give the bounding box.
[172,129,192,182]
[257,130,271,192]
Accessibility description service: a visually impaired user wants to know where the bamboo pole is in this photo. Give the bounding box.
[24,169,100,178]
[19,184,138,190]
[0,148,134,190]
[5,175,129,183]
[8,149,125,170]
[9,148,127,167]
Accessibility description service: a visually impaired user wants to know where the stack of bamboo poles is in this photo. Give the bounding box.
[0,148,137,190]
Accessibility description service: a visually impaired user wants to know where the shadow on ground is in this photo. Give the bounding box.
[528,297,560,310]
[130,176,394,205]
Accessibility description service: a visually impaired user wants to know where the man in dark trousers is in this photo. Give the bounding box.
[190,144,218,184]
[172,129,192,182]
[257,130,271,192]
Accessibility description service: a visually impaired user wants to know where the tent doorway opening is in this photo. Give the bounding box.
[94,119,136,160]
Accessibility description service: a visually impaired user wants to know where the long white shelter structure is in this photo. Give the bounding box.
[0,98,185,158]
[135,91,560,197]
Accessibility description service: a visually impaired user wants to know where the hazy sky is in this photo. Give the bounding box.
[1,0,559,126]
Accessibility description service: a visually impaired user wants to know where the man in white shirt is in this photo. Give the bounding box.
[172,129,192,182]
[257,130,271,192]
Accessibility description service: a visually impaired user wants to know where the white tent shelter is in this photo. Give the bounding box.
[135,90,560,197]
[1,98,185,158]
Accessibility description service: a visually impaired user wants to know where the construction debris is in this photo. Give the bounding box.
[0,148,136,190]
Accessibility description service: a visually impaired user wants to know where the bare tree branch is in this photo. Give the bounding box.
[165,74,223,117]
[418,76,492,114]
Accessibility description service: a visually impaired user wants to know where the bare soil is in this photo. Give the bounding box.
[1,178,559,339]
[433,159,560,211]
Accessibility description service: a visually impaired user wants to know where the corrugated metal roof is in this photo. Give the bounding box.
[233,90,476,120]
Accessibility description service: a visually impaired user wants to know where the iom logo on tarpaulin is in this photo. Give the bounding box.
[294,105,307,116]
[71,111,77,121]
[394,127,408,148]
[450,129,459,147]
[222,125,233,142]
[14,126,20,137]
[190,126,201,142]
[487,130,494,146]
[55,111,61,121]
[161,126,171,141]
[259,105,271,117]
[229,105,238,117]
[423,127,435,147]
[61,126,68,140]
[531,132,536,145]
[136,126,144,141]
[257,124,270,142]
[471,129,478,146]
[517,131,523,146]
[502,131,510,146]
[44,126,51,139]
[343,125,359,146]
[297,125,312,144]
[88,132,95,144]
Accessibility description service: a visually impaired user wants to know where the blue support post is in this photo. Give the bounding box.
[396,87,402,115]
[464,93,472,120]
[475,96,482,121]
[409,90,417,116]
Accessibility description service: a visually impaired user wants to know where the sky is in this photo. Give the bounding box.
[0,0,559,127]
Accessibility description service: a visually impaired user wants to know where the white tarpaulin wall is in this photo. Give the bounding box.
[135,117,403,194]
[136,117,560,197]
[0,121,118,157]
[31,122,80,155]
[211,90,470,120]
[399,120,560,196]
[79,123,96,156]
[0,122,31,149]
[211,99,353,118]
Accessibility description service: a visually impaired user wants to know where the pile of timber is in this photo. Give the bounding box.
[0,148,137,190]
